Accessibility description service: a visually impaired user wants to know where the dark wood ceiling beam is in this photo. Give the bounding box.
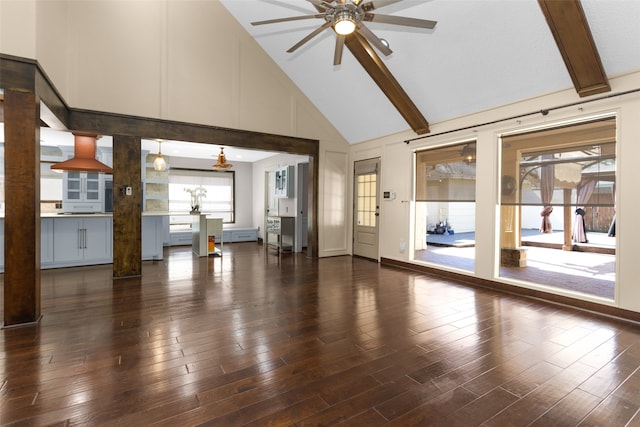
[345,31,430,135]
[538,0,610,97]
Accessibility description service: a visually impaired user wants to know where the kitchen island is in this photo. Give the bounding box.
[0,213,165,271]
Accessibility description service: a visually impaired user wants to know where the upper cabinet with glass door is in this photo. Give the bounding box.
[62,171,104,213]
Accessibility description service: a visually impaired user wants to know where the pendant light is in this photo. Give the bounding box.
[460,144,476,164]
[212,147,233,169]
[153,139,168,171]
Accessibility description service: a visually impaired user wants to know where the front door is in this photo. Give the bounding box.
[353,158,380,260]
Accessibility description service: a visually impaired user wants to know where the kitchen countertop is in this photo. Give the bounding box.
[0,212,173,219]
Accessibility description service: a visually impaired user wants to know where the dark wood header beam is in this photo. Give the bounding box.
[68,109,319,157]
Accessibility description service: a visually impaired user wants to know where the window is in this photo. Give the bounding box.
[168,168,235,223]
[499,116,616,299]
[413,141,476,272]
[356,173,377,227]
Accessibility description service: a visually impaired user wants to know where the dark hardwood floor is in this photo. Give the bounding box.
[1,243,640,426]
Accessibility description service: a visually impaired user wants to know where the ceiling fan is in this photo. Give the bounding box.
[251,0,437,66]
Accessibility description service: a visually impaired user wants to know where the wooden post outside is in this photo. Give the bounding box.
[563,188,574,251]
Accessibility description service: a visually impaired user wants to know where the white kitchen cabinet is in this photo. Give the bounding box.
[142,215,164,260]
[52,217,112,267]
[206,217,223,256]
[0,218,56,272]
[63,171,104,213]
[1,215,165,271]
[223,228,258,242]
[41,219,54,265]
[274,165,294,198]
[191,214,224,257]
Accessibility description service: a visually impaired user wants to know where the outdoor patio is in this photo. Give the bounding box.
[416,229,616,299]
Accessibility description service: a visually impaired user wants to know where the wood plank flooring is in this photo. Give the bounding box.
[1,243,640,426]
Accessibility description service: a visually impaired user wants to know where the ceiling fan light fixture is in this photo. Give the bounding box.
[334,11,356,35]
[212,147,233,169]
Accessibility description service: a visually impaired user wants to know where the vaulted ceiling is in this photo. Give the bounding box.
[221,0,640,144]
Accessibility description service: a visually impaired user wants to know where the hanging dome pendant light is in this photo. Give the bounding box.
[212,147,233,169]
[153,139,168,171]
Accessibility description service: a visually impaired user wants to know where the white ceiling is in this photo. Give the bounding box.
[221,0,640,144]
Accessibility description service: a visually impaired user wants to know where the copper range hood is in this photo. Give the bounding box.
[50,132,113,173]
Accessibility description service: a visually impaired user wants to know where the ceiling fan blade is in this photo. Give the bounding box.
[364,13,437,29]
[251,14,326,26]
[333,35,346,65]
[360,0,403,12]
[357,23,393,56]
[287,21,333,53]
[305,0,333,10]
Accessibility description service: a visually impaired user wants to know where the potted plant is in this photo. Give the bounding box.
[184,186,207,213]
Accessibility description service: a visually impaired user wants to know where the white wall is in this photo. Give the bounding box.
[0,0,37,58]
[351,71,640,314]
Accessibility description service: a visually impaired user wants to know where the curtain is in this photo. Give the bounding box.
[539,157,555,233]
[608,182,616,237]
[572,178,597,243]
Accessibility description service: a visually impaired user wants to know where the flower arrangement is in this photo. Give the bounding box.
[184,186,207,213]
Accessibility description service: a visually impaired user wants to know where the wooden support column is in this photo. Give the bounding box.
[112,135,142,278]
[563,188,574,251]
[3,89,41,326]
[306,153,318,258]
